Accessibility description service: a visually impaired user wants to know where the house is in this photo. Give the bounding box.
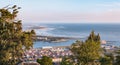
[18,61,40,65]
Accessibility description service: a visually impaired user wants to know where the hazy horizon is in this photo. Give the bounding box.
[1,0,120,23]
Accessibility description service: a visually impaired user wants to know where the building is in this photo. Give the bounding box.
[19,61,40,65]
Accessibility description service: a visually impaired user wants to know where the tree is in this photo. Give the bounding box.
[36,59,41,64]
[99,55,113,65]
[71,31,101,65]
[37,56,52,65]
[60,57,73,65]
[86,30,100,43]
[115,55,120,65]
[114,50,120,65]
[0,5,35,65]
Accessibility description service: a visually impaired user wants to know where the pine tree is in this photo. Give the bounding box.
[71,31,101,65]
[0,5,35,65]
[99,54,113,65]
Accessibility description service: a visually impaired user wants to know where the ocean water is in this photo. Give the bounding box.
[23,23,120,48]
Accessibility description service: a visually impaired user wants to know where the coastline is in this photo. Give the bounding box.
[35,46,71,49]
[34,35,83,42]
[27,23,120,48]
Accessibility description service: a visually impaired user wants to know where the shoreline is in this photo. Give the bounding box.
[35,46,71,49]
[34,35,83,42]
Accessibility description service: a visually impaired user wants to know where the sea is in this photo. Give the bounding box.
[23,23,120,48]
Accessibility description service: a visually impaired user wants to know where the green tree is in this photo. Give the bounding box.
[115,55,120,65]
[86,30,100,43]
[114,50,120,65]
[0,5,35,65]
[60,57,73,65]
[71,31,101,65]
[99,55,113,65]
[37,59,41,64]
[37,56,52,65]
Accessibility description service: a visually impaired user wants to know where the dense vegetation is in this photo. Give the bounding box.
[37,56,53,65]
[0,5,35,65]
[114,50,120,65]
[71,31,101,65]
[64,31,120,65]
[60,57,73,65]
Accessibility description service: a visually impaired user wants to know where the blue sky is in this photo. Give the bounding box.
[1,0,120,23]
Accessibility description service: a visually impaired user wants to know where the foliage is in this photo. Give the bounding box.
[86,30,100,43]
[114,50,120,65]
[36,58,41,64]
[99,55,113,65]
[115,55,120,65]
[60,57,73,65]
[37,56,53,65]
[0,5,35,65]
[71,31,101,65]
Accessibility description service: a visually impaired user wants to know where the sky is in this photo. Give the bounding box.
[1,0,120,23]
